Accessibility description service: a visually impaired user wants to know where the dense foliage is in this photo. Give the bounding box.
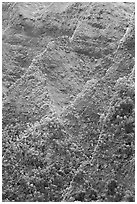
[2,2,135,202]
[2,74,135,201]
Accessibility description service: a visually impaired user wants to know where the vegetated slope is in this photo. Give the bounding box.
[2,2,135,202]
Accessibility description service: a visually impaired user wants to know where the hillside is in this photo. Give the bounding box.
[2,2,135,202]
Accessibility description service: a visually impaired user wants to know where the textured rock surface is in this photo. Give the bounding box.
[2,2,135,202]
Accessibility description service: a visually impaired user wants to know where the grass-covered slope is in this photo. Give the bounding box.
[2,2,135,202]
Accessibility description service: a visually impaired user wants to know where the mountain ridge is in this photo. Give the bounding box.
[2,2,135,202]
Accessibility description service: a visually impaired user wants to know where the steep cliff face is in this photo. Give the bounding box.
[2,2,135,202]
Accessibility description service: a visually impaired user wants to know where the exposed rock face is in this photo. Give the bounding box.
[2,2,135,202]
